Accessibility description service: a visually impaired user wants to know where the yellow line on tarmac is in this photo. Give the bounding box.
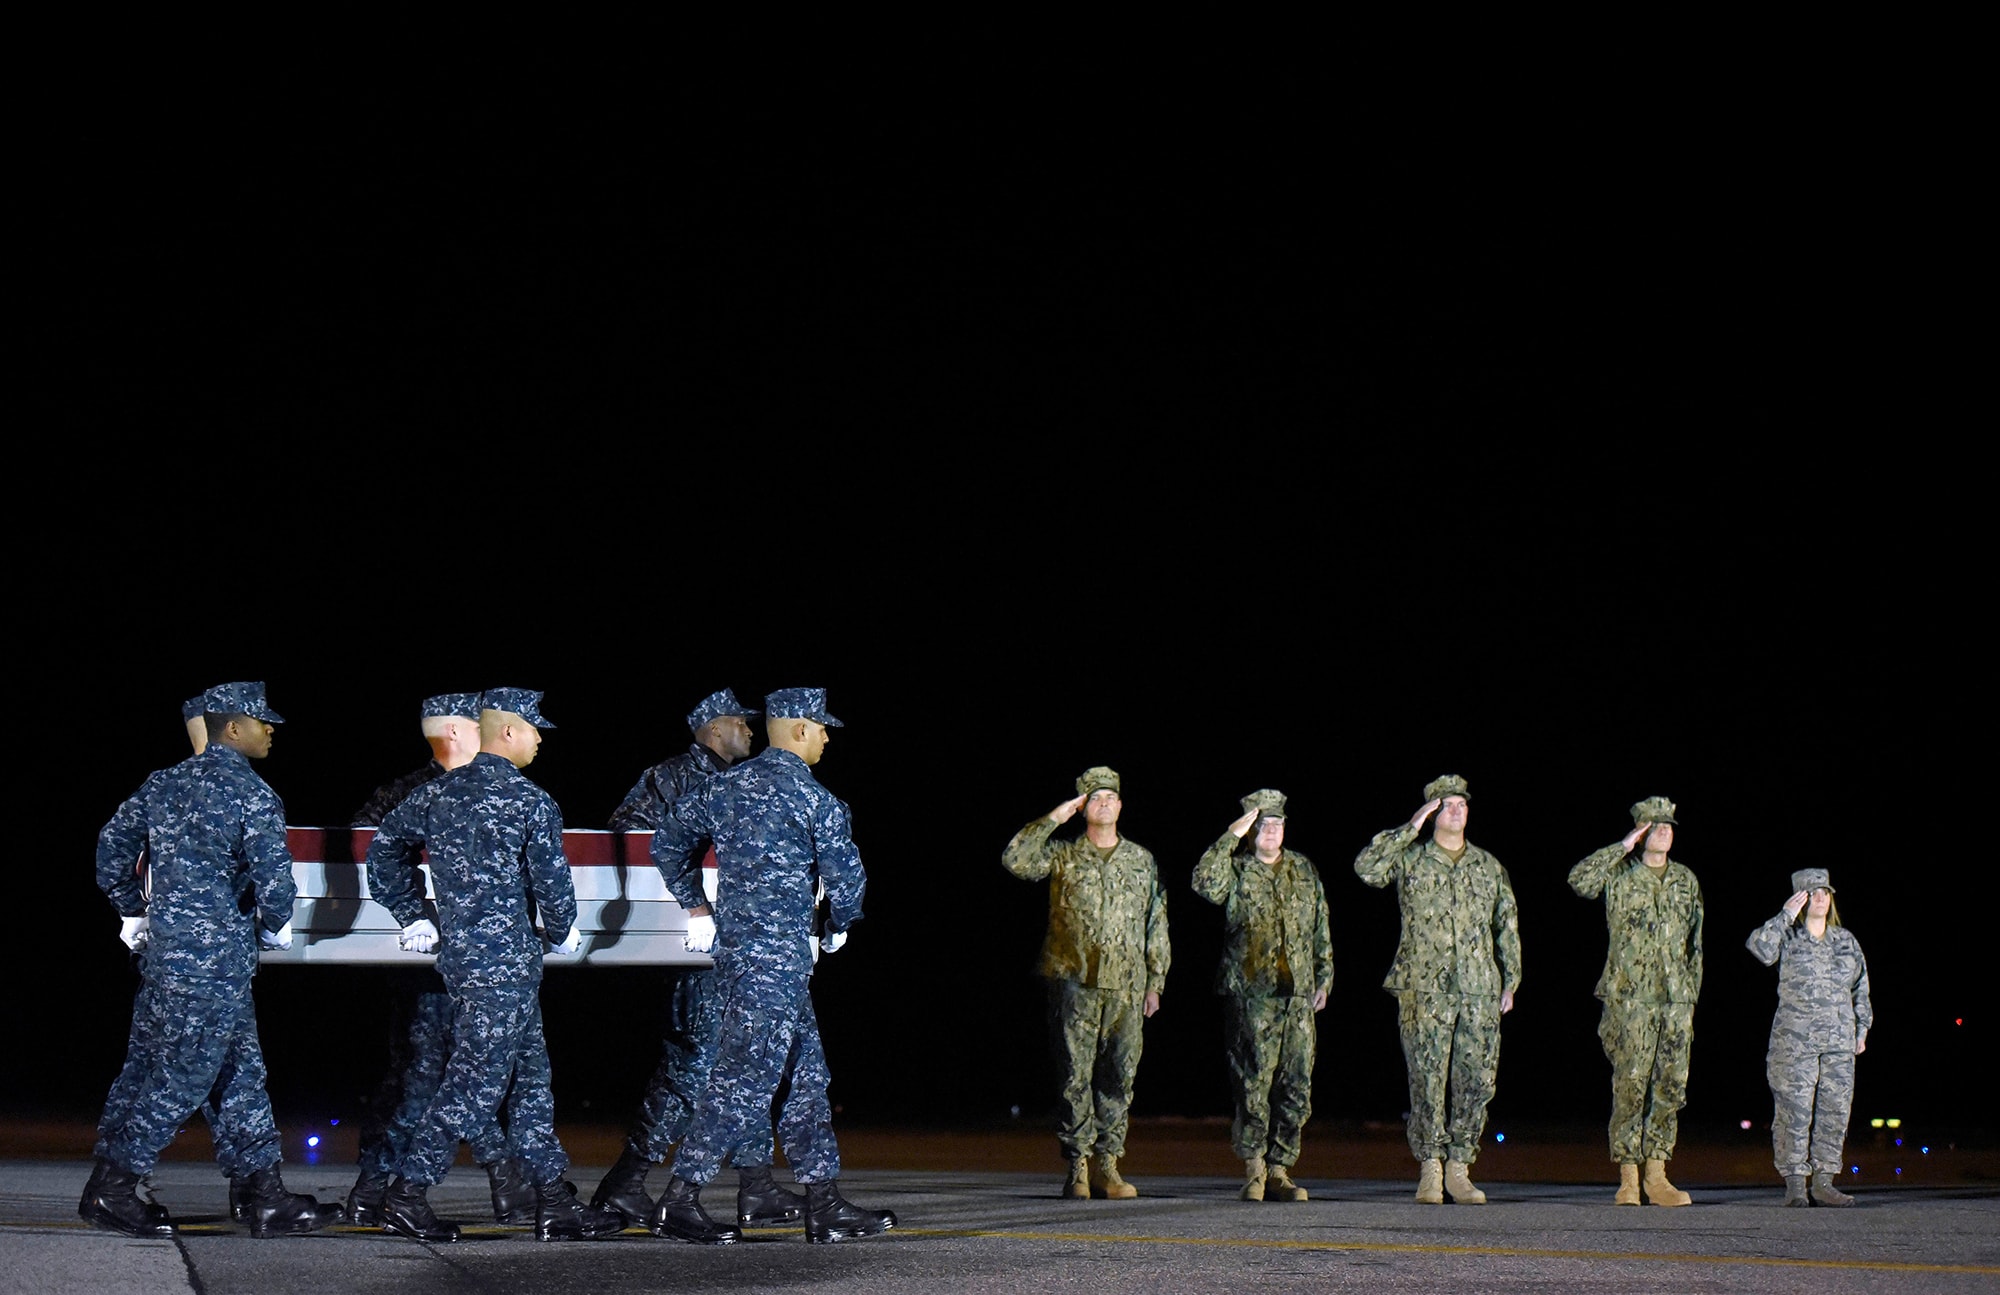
[892,1228,2000,1276]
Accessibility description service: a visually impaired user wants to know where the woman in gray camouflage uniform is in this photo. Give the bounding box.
[1746,867,1871,1207]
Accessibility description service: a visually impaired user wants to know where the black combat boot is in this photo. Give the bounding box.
[485,1157,536,1224]
[590,1144,656,1227]
[804,1179,896,1244]
[534,1177,627,1241]
[79,1158,174,1238]
[240,1164,344,1237]
[647,1176,740,1245]
[346,1166,392,1226]
[229,1174,250,1221]
[737,1164,806,1227]
[381,1177,461,1243]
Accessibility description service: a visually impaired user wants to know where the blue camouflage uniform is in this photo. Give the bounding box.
[354,761,510,1180]
[610,739,773,1165]
[652,734,866,1187]
[368,745,577,1188]
[93,697,295,1178]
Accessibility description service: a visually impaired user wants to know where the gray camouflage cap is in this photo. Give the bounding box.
[481,687,556,728]
[203,681,284,723]
[1240,788,1287,819]
[687,687,762,734]
[1423,773,1469,803]
[421,693,484,721]
[1630,795,1678,825]
[1077,766,1121,798]
[1790,867,1835,894]
[765,686,842,727]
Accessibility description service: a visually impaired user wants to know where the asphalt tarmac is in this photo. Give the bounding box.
[6,1118,1997,1294]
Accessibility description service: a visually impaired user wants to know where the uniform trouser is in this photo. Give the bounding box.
[1049,980,1146,1161]
[100,975,283,1178]
[1768,1047,1856,1177]
[357,968,506,1176]
[1598,999,1694,1163]
[395,984,567,1187]
[1225,993,1317,1166]
[1396,991,1501,1165]
[628,965,776,1167]
[670,955,840,1187]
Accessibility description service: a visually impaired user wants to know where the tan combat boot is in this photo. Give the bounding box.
[1444,1160,1487,1205]
[1614,1162,1640,1205]
[1782,1175,1809,1207]
[1265,1164,1308,1202]
[1642,1158,1690,1207]
[1240,1156,1266,1202]
[1808,1172,1853,1207]
[1093,1154,1137,1200]
[1415,1158,1444,1204]
[1061,1158,1088,1200]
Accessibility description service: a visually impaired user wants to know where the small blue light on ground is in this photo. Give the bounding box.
[1895,1167,1903,1175]
[329,1118,340,1127]
[1849,1165,1859,1175]
[306,1135,320,1148]
[1922,1146,1931,1154]
[1495,1133,1505,1143]
[1894,1138,1903,1147]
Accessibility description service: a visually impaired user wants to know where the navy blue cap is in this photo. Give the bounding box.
[181,695,206,721]
[764,686,842,728]
[202,682,284,724]
[687,687,761,734]
[422,692,484,721]
[481,687,555,728]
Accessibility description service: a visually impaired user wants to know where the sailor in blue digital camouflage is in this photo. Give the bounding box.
[1569,795,1703,1206]
[1354,774,1520,1206]
[345,692,522,1228]
[1003,765,1170,1201]
[82,683,342,1240]
[1192,789,1332,1202]
[1747,867,1872,1207]
[365,688,622,1243]
[596,687,804,1231]
[647,687,895,1246]
[91,695,256,1229]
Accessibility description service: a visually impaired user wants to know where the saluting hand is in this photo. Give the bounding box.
[1410,799,1442,831]
[1783,890,1809,921]
[1228,808,1259,839]
[1621,821,1652,852]
[1049,794,1088,825]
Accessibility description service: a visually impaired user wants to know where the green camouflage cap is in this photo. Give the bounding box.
[1790,867,1835,894]
[1240,788,1287,819]
[1076,766,1121,798]
[1422,773,1469,803]
[1630,795,1678,825]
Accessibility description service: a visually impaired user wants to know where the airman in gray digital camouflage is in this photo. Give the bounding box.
[366,688,622,1244]
[1003,765,1171,1200]
[1354,774,1521,1205]
[1192,788,1332,1202]
[1748,867,1872,1207]
[1569,795,1703,1205]
[647,687,895,1246]
[83,683,342,1240]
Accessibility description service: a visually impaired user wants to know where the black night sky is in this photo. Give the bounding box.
[13,39,1982,1160]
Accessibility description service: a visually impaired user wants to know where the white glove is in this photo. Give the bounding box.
[119,916,150,950]
[821,929,847,954]
[259,920,294,951]
[399,919,439,954]
[684,912,717,954]
[549,925,581,956]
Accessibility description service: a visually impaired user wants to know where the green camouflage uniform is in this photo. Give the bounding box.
[1747,912,1871,1178]
[1354,822,1521,1165]
[1003,817,1170,1160]
[1192,833,1332,1167]
[1568,843,1703,1163]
